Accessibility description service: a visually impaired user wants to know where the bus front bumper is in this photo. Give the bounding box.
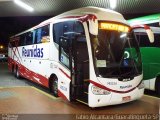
[88,83,144,107]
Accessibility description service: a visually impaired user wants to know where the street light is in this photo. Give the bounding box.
[14,0,34,12]
[0,45,4,49]
[109,0,117,9]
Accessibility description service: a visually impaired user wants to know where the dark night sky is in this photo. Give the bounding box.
[0,13,153,49]
[0,16,50,46]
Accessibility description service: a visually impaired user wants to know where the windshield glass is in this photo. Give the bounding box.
[90,22,142,79]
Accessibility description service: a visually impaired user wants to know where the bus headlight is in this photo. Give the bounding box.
[91,85,111,95]
[138,81,145,89]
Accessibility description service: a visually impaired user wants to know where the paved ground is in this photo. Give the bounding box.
[0,62,159,120]
[0,62,31,87]
[0,87,159,113]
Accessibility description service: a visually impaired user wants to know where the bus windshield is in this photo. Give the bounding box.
[90,22,142,79]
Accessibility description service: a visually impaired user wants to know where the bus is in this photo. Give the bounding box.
[8,7,154,107]
[133,27,160,96]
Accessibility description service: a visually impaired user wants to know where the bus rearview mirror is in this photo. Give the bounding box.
[146,29,154,43]
[89,19,98,35]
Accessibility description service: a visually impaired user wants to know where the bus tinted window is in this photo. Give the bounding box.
[153,34,160,47]
[136,34,160,47]
[26,32,33,45]
[63,21,74,39]
[53,21,74,44]
[74,22,84,34]
[19,34,26,46]
[53,23,63,44]
[137,35,151,47]
[34,25,49,44]
[35,28,42,44]
[42,25,49,36]
[53,21,74,68]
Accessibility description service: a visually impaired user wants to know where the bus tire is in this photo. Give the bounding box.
[15,66,20,79]
[155,76,160,96]
[50,75,58,97]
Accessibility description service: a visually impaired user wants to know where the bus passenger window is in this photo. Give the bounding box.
[42,25,49,36]
[26,32,33,45]
[41,25,50,43]
[35,28,42,44]
[35,25,50,44]
[20,34,26,46]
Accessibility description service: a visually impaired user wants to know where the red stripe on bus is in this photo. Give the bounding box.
[62,14,97,22]
[89,80,141,94]
[9,57,49,88]
[58,90,69,101]
[9,58,70,101]
[59,68,71,80]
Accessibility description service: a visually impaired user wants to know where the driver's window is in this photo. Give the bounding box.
[53,21,74,68]
[74,22,88,63]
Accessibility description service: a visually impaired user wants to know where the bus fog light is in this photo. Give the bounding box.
[91,85,111,95]
[138,81,145,89]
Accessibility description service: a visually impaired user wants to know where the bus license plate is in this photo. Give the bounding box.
[122,96,131,101]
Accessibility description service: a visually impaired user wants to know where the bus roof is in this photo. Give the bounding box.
[41,6,126,24]
[12,6,127,37]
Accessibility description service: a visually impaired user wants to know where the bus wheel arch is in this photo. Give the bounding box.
[155,75,160,95]
[49,74,59,97]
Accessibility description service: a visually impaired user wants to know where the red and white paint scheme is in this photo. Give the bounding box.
[8,7,154,107]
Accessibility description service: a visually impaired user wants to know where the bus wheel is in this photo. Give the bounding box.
[15,67,20,79]
[50,76,58,97]
[155,76,160,96]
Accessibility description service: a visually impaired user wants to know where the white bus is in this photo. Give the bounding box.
[8,7,154,107]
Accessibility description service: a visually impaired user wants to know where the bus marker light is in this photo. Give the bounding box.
[14,0,34,12]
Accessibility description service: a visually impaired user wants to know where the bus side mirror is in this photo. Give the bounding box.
[145,29,154,43]
[132,25,154,43]
[89,17,98,35]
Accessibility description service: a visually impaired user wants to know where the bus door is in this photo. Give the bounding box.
[59,21,89,102]
[72,28,89,102]
[70,21,89,103]
[57,21,75,101]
